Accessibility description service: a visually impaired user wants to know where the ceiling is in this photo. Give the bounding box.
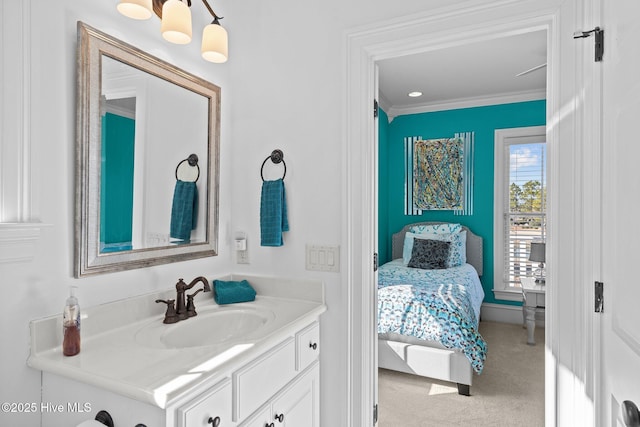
[378,29,547,118]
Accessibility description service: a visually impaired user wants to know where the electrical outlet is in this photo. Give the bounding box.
[146,232,169,246]
[237,250,249,264]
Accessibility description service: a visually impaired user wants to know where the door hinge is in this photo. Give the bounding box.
[573,27,604,62]
[373,253,378,272]
[595,281,604,313]
[373,403,378,424]
[374,99,379,118]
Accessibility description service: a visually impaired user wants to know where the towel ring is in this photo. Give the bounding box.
[175,154,200,182]
[260,149,287,181]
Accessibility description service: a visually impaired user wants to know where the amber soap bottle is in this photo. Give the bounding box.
[63,286,81,356]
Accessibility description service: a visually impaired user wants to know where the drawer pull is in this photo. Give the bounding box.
[265,423,275,427]
[309,342,318,350]
[208,416,221,426]
[274,413,285,422]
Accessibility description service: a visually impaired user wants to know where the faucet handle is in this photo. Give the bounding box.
[155,299,179,324]
[186,289,205,317]
[188,288,205,298]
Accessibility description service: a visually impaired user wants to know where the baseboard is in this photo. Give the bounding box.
[480,302,545,327]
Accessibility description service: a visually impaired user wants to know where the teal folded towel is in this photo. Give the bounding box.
[213,279,256,305]
[170,180,198,241]
[260,179,289,246]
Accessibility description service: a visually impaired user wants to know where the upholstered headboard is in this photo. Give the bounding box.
[391,222,483,276]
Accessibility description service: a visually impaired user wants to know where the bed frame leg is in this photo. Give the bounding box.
[457,383,470,396]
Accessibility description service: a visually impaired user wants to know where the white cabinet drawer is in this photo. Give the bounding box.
[239,362,319,427]
[296,322,320,371]
[234,338,296,421]
[238,405,271,427]
[178,378,234,427]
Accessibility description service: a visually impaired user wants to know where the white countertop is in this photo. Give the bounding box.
[28,274,326,408]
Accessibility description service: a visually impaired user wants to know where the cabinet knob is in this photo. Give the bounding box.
[265,423,275,427]
[208,416,221,426]
[622,401,640,427]
[274,413,285,423]
[309,342,318,350]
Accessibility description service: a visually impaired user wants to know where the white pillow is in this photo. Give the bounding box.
[402,230,467,267]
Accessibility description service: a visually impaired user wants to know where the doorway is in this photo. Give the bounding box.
[344,6,559,426]
[375,30,547,425]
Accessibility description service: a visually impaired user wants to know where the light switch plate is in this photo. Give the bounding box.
[306,244,340,272]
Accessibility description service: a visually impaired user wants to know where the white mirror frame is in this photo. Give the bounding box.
[75,22,220,277]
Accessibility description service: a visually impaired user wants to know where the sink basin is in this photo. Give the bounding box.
[134,307,275,349]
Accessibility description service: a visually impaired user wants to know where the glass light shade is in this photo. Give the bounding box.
[117,0,153,20]
[161,0,192,45]
[201,23,228,63]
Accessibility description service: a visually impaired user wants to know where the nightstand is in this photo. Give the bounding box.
[521,276,546,345]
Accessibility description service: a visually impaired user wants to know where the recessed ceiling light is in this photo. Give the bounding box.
[408,91,423,98]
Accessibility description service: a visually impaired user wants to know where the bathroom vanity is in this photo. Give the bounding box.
[28,275,326,427]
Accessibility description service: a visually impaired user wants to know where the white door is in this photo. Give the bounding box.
[600,0,640,424]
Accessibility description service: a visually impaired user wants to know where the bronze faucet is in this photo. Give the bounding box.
[156,276,211,324]
[175,277,211,320]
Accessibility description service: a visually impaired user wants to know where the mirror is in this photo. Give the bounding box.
[75,22,220,277]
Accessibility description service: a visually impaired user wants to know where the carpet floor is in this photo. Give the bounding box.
[378,321,544,427]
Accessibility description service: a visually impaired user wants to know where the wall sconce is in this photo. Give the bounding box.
[117,0,228,63]
[529,241,546,284]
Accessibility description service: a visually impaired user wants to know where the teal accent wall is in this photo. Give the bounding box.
[378,100,546,305]
[101,112,136,247]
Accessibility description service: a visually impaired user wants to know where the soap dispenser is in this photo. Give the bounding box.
[63,286,81,356]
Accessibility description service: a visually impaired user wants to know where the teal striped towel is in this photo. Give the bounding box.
[170,180,198,241]
[260,179,289,246]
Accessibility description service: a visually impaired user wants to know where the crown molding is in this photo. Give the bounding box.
[387,89,546,120]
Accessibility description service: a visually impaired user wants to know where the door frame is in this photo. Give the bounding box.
[342,1,592,425]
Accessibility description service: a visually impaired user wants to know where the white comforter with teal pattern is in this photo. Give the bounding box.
[377,259,487,374]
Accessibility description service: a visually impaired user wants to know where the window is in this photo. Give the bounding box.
[493,126,546,300]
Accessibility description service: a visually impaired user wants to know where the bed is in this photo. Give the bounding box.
[377,222,486,396]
